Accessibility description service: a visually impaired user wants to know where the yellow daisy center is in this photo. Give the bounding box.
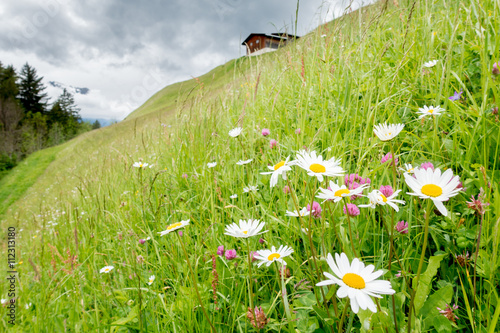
[408,168,414,173]
[268,253,281,261]
[105,268,110,272]
[421,184,443,197]
[342,273,366,289]
[310,163,326,173]
[388,132,392,135]
[243,230,248,234]
[334,189,350,197]
[429,109,434,113]
[140,163,143,167]
[167,222,182,230]
[380,194,388,202]
[274,161,285,170]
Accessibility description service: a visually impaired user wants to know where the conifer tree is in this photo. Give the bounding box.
[18,63,48,114]
[0,64,23,132]
[92,120,101,129]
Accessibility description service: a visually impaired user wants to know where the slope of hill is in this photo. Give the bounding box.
[1,1,499,332]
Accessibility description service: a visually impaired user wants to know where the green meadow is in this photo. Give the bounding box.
[1,0,499,332]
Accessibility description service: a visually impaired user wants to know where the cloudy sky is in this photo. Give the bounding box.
[0,0,374,120]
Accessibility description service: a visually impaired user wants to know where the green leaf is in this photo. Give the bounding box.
[110,304,140,333]
[312,305,333,325]
[418,283,453,318]
[414,254,446,314]
[431,314,452,332]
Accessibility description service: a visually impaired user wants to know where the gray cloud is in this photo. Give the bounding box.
[0,0,374,119]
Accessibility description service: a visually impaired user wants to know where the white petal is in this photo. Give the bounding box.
[433,199,448,216]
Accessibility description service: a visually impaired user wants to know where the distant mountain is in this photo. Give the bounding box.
[81,118,116,127]
[48,81,90,95]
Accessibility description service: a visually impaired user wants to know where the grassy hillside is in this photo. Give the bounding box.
[1,0,499,332]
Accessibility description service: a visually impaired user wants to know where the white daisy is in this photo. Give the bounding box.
[236,159,253,165]
[1,299,7,304]
[207,162,217,168]
[316,253,395,313]
[260,156,295,188]
[423,60,438,68]
[158,220,190,236]
[373,123,405,141]
[25,303,32,309]
[148,275,155,285]
[230,194,238,199]
[417,105,445,119]
[399,163,415,175]
[229,127,243,137]
[316,181,369,203]
[255,245,294,267]
[243,185,258,193]
[285,207,310,217]
[404,167,460,216]
[358,189,405,212]
[100,265,114,274]
[133,162,149,168]
[294,150,345,182]
[224,219,268,238]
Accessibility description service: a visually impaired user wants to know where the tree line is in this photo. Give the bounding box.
[0,62,100,177]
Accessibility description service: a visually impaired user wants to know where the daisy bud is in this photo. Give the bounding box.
[455,252,470,267]
[343,203,360,217]
[295,128,301,134]
[138,239,146,244]
[269,139,277,149]
[225,249,237,260]
[178,231,183,236]
[258,238,265,244]
[182,173,188,179]
[217,245,224,256]
[283,185,290,194]
[395,220,409,234]
[261,128,270,136]
[420,162,434,171]
[493,62,500,75]
[379,185,394,197]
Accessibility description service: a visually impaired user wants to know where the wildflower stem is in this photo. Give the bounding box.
[277,263,294,333]
[472,213,483,311]
[379,209,402,333]
[176,232,216,333]
[286,178,338,320]
[338,299,350,333]
[307,180,338,322]
[327,201,345,253]
[237,136,248,159]
[245,239,258,331]
[343,201,358,258]
[388,141,398,270]
[407,200,432,333]
[346,310,355,333]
